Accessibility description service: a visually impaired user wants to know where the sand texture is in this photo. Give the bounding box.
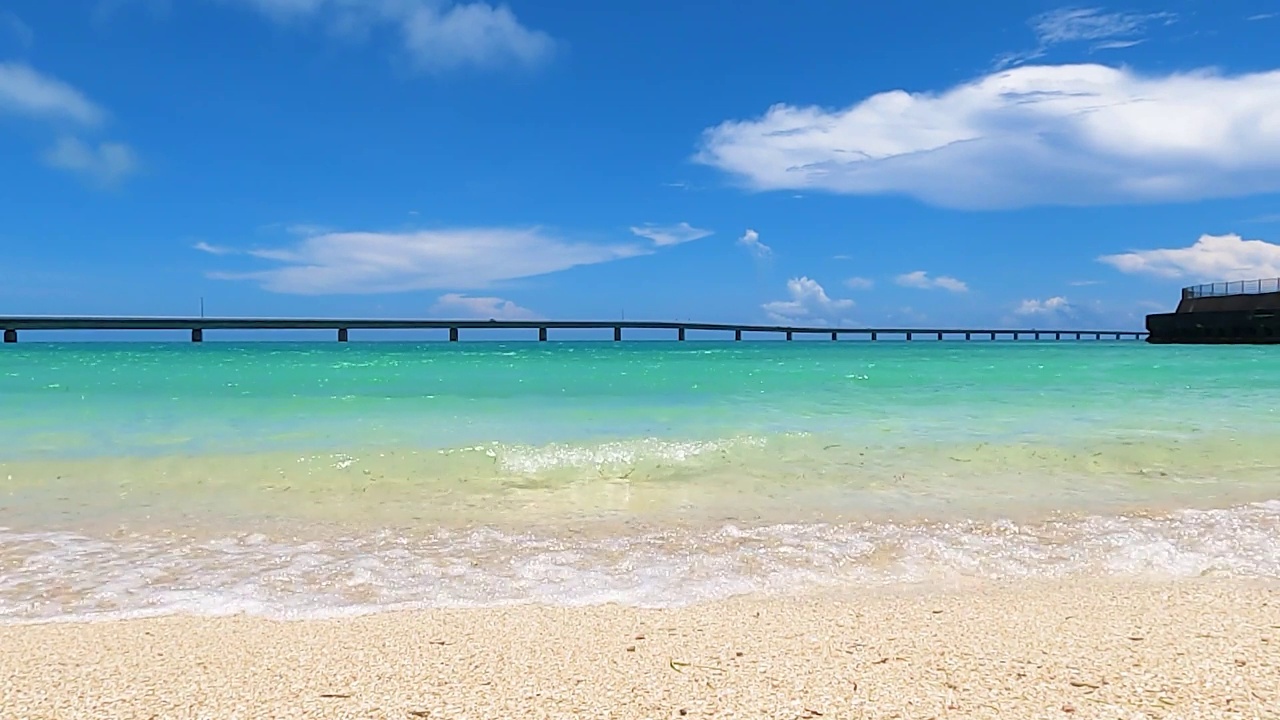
[2,579,1278,719]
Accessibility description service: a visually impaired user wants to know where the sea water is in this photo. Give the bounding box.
[2,340,1278,621]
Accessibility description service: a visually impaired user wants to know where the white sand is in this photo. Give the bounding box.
[2,578,1277,719]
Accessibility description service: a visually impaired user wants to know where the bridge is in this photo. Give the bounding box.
[1,316,1148,343]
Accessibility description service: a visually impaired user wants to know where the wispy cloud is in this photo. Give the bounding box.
[0,63,103,124]
[1247,12,1278,21]
[193,241,236,255]
[1068,279,1102,286]
[0,62,138,184]
[697,64,1280,210]
[762,277,854,323]
[203,227,649,294]
[0,11,33,48]
[844,276,874,289]
[895,271,968,292]
[1099,233,1280,280]
[42,137,138,185]
[226,0,555,72]
[737,228,771,258]
[996,7,1175,67]
[629,222,713,246]
[431,293,538,320]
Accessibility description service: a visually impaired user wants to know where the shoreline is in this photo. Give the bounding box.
[4,577,1277,718]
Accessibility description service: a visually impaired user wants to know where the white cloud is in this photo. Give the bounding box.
[1068,279,1101,286]
[1248,13,1278,21]
[227,0,554,72]
[431,292,537,319]
[0,63,103,124]
[1015,296,1072,316]
[193,241,237,255]
[695,63,1280,209]
[895,271,968,292]
[42,137,138,184]
[205,227,648,294]
[629,222,713,247]
[737,228,771,258]
[845,276,874,289]
[1098,233,1280,280]
[761,277,854,322]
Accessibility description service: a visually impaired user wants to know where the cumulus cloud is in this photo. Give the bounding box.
[226,0,555,72]
[844,276,874,289]
[1015,296,1073,316]
[895,271,968,292]
[204,226,648,294]
[761,277,854,323]
[695,63,1280,209]
[42,137,138,185]
[1099,233,1280,280]
[737,228,771,258]
[0,63,103,124]
[431,292,537,319]
[629,222,713,246]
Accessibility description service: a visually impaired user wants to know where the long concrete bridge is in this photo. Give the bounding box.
[0,316,1148,343]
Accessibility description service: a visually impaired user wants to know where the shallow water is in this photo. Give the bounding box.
[2,341,1279,621]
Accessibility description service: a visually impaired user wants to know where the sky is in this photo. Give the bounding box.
[2,0,1280,332]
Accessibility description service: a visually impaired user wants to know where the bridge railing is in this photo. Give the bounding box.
[1182,278,1280,299]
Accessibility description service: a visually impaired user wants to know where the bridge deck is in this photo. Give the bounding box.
[0,316,1148,343]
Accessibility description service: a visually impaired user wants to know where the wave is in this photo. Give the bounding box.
[3,501,1278,624]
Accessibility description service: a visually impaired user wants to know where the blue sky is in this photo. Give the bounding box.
[2,0,1279,331]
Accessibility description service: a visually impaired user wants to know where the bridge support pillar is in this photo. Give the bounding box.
[678,327,685,341]
[3,329,15,343]
[449,327,459,342]
[906,332,912,341]
[990,332,996,340]
[785,331,793,341]
[831,331,838,341]
[734,329,742,341]
[191,328,203,343]
[937,332,943,341]
[871,331,877,341]
[1095,333,1101,340]
[1055,332,1061,340]
[1114,333,1121,340]
[965,332,971,340]
[539,327,547,341]
[613,326,621,342]
[1076,332,1082,340]
[338,328,348,342]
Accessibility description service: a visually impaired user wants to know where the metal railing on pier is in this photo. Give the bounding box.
[1182,278,1280,299]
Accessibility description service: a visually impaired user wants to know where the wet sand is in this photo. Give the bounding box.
[3,578,1277,719]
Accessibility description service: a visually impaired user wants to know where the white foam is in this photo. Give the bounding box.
[3,500,1279,624]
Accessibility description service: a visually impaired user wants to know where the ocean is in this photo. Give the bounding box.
[2,340,1279,622]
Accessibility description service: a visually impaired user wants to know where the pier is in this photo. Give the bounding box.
[1146,278,1280,344]
[0,316,1147,343]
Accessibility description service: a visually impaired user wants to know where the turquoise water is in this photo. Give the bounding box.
[2,341,1279,621]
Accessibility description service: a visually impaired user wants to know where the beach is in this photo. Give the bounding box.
[3,341,1280,716]
[3,578,1277,719]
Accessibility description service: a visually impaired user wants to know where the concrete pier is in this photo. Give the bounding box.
[785,331,793,341]
[936,332,943,341]
[614,327,621,342]
[906,332,913,341]
[871,331,877,341]
[449,327,459,342]
[3,329,15,343]
[191,328,202,343]
[678,327,685,341]
[338,328,348,342]
[734,329,742,341]
[539,327,547,342]
[831,331,838,341]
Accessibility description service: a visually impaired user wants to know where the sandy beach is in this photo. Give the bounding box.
[3,578,1277,719]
